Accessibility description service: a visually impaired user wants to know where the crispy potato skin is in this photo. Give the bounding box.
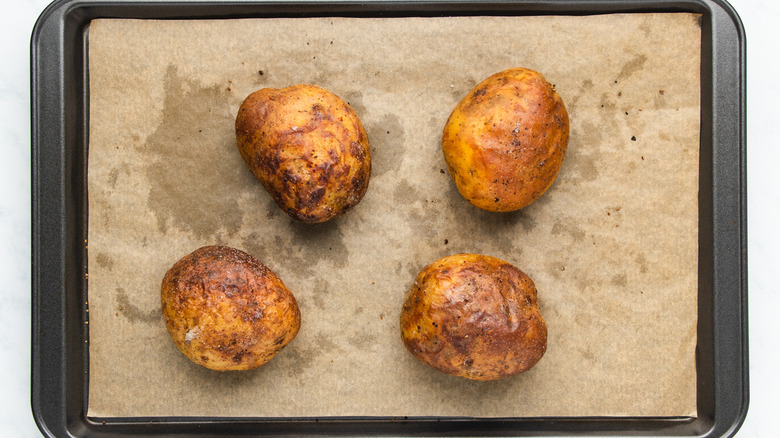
[161,246,301,371]
[235,84,371,223]
[400,254,547,380]
[442,68,569,212]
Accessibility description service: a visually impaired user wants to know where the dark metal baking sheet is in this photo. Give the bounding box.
[30,0,748,436]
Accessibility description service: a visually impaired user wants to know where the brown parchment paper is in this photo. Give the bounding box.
[87,13,701,418]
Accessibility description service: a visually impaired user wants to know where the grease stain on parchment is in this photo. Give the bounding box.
[287,220,349,269]
[310,279,332,310]
[277,342,320,377]
[616,54,648,82]
[635,252,649,274]
[551,219,586,242]
[566,79,595,111]
[390,180,539,269]
[142,65,250,240]
[240,226,347,282]
[611,273,628,288]
[564,139,600,185]
[107,168,119,189]
[367,113,405,178]
[443,181,538,237]
[579,347,596,361]
[342,90,367,119]
[94,252,114,271]
[393,179,421,205]
[313,333,344,355]
[347,330,377,351]
[115,287,160,324]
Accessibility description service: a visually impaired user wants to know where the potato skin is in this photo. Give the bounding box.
[161,246,301,371]
[235,84,371,223]
[400,254,547,380]
[442,68,569,212]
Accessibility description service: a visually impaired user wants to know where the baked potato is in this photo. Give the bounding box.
[235,84,371,223]
[161,245,301,371]
[400,253,547,380]
[442,68,569,212]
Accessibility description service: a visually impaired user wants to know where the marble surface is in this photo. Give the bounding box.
[1,0,776,436]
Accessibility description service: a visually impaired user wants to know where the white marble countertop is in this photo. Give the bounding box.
[2,0,776,436]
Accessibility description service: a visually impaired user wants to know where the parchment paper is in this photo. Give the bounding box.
[87,13,700,418]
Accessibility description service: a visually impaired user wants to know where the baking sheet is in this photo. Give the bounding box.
[86,13,700,418]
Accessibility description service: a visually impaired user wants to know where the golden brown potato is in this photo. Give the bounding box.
[235,84,371,223]
[161,245,300,371]
[442,68,569,212]
[400,253,547,380]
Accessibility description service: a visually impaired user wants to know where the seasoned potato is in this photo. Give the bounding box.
[442,68,569,212]
[235,84,371,223]
[161,245,300,371]
[400,253,547,380]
